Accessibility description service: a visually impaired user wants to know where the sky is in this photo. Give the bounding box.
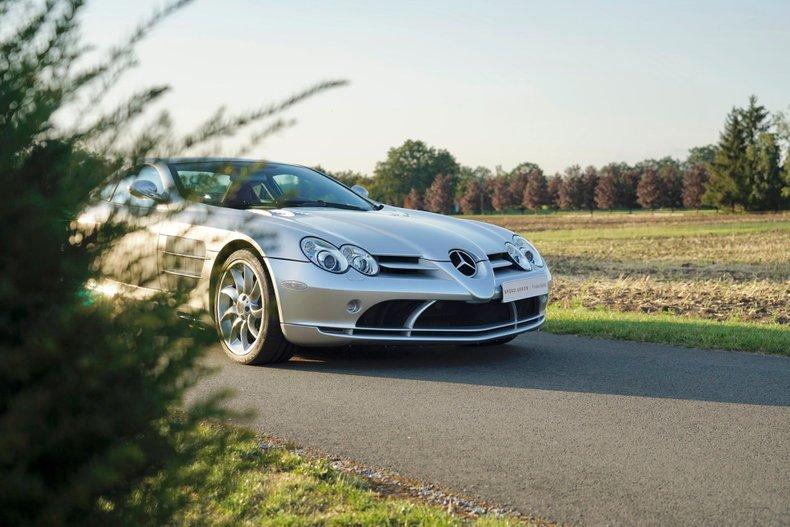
[79,0,790,174]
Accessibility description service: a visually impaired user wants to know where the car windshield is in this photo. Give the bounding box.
[168,161,375,211]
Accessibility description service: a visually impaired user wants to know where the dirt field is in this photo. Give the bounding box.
[471,211,790,325]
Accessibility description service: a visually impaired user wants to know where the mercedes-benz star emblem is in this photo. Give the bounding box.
[449,249,477,277]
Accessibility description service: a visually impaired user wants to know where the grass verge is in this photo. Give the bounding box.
[545,306,789,356]
[120,422,533,526]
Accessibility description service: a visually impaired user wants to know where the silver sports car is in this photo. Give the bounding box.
[80,158,551,364]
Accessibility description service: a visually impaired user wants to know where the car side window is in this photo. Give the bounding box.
[271,172,319,201]
[111,165,165,207]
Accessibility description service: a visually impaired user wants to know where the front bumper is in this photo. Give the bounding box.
[267,257,550,346]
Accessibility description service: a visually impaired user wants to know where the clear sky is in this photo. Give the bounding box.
[79,0,790,174]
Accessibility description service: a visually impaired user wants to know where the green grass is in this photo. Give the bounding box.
[472,211,789,353]
[545,306,790,356]
[119,422,530,526]
[528,220,788,242]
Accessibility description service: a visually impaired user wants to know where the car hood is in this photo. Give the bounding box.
[249,207,512,261]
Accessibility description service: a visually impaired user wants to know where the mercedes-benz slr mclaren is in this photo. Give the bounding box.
[79,159,551,364]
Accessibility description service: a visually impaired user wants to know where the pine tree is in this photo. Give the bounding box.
[682,165,708,209]
[403,187,424,210]
[705,97,776,210]
[522,170,547,210]
[740,95,770,145]
[636,168,663,209]
[705,110,746,210]
[740,96,773,210]
[748,132,784,210]
[424,174,453,214]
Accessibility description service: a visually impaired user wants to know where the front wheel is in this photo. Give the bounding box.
[214,249,294,364]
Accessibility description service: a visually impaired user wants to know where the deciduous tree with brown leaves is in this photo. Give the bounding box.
[423,174,454,214]
[636,168,663,209]
[403,187,423,210]
[558,165,583,210]
[508,162,540,205]
[546,173,562,209]
[459,178,488,214]
[595,168,618,209]
[682,165,708,209]
[490,175,513,212]
[618,167,641,211]
[522,170,548,210]
[580,165,599,213]
[659,165,683,209]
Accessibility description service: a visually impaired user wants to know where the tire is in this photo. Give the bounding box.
[213,249,295,365]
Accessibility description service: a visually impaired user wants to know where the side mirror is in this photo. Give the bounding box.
[129,180,168,203]
[351,184,369,199]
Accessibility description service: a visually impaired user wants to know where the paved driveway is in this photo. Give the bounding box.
[194,332,790,525]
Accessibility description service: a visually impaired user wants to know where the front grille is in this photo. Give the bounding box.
[514,297,539,321]
[487,252,520,276]
[413,300,512,328]
[376,255,435,275]
[353,296,543,338]
[355,300,425,327]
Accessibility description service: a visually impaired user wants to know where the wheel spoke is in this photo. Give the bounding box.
[243,265,255,295]
[248,318,260,338]
[249,280,262,302]
[250,306,263,317]
[230,317,243,341]
[229,267,244,292]
[219,285,238,302]
[220,306,237,321]
[240,321,250,348]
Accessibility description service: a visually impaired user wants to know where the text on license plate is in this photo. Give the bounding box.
[501,276,549,303]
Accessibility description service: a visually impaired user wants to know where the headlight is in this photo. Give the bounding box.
[513,235,544,267]
[341,245,379,276]
[505,241,532,271]
[300,237,348,273]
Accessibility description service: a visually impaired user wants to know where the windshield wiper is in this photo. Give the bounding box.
[278,199,368,211]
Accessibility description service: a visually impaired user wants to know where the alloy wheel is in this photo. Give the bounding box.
[216,260,264,355]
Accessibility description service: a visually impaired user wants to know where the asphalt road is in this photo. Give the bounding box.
[194,332,790,526]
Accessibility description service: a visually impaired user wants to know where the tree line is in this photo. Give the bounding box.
[319,96,789,214]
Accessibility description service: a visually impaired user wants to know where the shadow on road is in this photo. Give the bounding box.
[270,333,790,407]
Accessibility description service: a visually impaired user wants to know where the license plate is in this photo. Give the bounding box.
[501,276,549,303]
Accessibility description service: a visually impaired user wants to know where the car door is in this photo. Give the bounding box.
[155,165,213,296]
[100,165,167,291]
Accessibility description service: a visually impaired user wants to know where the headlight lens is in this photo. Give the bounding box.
[341,245,379,276]
[505,241,532,271]
[513,235,544,267]
[300,237,348,273]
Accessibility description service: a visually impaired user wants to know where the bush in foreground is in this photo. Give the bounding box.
[0,1,341,524]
